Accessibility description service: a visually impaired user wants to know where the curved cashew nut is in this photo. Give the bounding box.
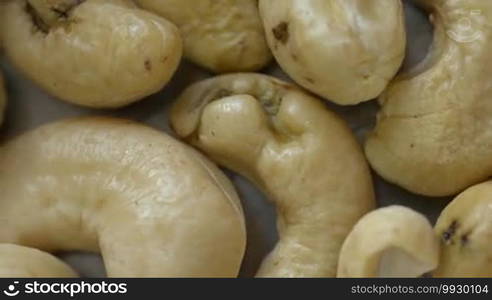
[0,0,182,108]
[0,117,246,277]
[337,206,439,278]
[434,181,492,277]
[259,0,406,105]
[170,73,375,277]
[135,0,271,73]
[365,0,492,196]
[0,72,5,125]
[0,244,76,277]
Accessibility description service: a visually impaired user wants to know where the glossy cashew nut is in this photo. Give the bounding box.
[365,0,492,196]
[135,0,271,73]
[170,73,375,277]
[337,206,439,278]
[259,0,406,105]
[0,244,76,277]
[0,117,246,277]
[0,0,182,108]
[434,181,492,277]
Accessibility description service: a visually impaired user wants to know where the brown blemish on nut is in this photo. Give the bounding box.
[442,220,459,245]
[304,77,315,84]
[213,89,232,100]
[26,2,49,33]
[272,22,289,44]
[51,7,69,18]
[460,232,470,247]
[26,0,86,32]
[145,59,152,71]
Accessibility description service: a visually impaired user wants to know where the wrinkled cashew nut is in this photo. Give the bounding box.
[0,0,182,108]
[135,0,271,73]
[337,206,439,278]
[434,181,492,277]
[365,0,492,196]
[0,117,246,277]
[0,244,76,277]
[0,72,5,125]
[259,0,406,105]
[170,73,375,277]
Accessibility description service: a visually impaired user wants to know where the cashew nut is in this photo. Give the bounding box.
[365,0,492,196]
[170,73,375,277]
[0,244,76,277]
[0,117,246,277]
[259,0,406,105]
[0,0,182,108]
[337,206,439,278]
[135,0,271,73]
[0,72,5,125]
[434,181,492,277]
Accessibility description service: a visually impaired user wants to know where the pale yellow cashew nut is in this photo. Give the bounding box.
[434,181,492,277]
[135,0,271,73]
[337,206,439,278]
[365,0,492,196]
[259,0,406,105]
[0,117,246,277]
[0,0,182,108]
[0,244,76,277]
[171,73,375,277]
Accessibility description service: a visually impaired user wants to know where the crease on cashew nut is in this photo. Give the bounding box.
[365,0,492,196]
[0,72,5,125]
[0,117,246,277]
[0,0,182,108]
[0,244,77,277]
[337,206,439,278]
[434,181,492,277]
[170,73,375,277]
[259,0,406,105]
[135,0,271,73]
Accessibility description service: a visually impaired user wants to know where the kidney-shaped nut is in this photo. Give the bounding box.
[0,244,76,278]
[135,0,271,73]
[259,0,406,105]
[337,206,439,278]
[365,0,492,196]
[0,117,246,277]
[434,181,492,277]
[171,73,375,277]
[0,0,182,108]
[0,72,5,125]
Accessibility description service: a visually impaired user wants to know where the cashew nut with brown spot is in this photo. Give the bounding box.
[259,0,406,105]
[170,73,375,277]
[0,117,246,277]
[338,206,439,278]
[434,181,492,277]
[0,0,182,108]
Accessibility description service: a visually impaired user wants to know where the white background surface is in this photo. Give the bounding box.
[0,1,451,277]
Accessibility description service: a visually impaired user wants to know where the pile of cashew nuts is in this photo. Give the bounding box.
[0,0,490,278]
